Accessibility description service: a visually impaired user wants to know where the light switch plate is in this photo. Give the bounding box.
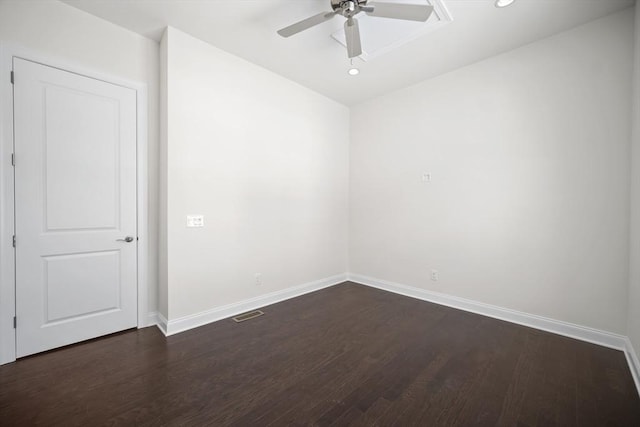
[186,215,204,227]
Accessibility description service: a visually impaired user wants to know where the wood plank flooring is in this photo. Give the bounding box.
[1,282,638,426]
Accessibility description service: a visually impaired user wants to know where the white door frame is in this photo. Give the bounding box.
[0,44,150,365]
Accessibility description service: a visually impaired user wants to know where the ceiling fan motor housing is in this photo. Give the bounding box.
[332,0,370,17]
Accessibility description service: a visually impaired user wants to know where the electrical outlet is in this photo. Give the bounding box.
[421,173,432,183]
[186,215,204,227]
[430,269,439,282]
[255,273,262,286]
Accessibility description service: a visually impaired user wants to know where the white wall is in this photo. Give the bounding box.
[629,3,640,356]
[350,10,634,334]
[0,0,634,347]
[0,0,160,315]
[161,27,349,320]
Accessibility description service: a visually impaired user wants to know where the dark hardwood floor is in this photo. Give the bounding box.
[1,282,639,426]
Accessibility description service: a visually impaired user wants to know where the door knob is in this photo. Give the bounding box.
[117,236,135,242]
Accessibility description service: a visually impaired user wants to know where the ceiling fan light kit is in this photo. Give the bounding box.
[277,0,435,59]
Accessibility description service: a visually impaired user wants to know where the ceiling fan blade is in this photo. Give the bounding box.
[277,11,337,38]
[366,3,434,22]
[344,17,362,58]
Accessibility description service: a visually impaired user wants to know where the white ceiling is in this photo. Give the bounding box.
[61,0,634,106]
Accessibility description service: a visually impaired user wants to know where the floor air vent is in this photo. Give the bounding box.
[232,310,264,323]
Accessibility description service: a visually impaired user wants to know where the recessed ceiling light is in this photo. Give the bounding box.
[495,0,516,7]
[348,68,360,76]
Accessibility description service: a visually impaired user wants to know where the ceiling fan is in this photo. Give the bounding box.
[277,0,435,59]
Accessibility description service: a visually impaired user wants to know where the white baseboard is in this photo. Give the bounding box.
[156,312,168,336]
[350,273,639,396]
[348,273,628,351]
[140,311,159,328]
[625,338,640,396]
[158,273,347,336]
[141,272,639,396]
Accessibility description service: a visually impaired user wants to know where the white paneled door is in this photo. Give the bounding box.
[13,58,138,357]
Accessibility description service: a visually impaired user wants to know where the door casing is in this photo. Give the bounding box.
[0,44,150,365]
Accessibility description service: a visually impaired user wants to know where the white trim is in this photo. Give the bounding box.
[0,45,16,365]
[155,312,168,336]
[144,311,159,329]
[158,274,347,336]
[351,273,639,395]
[135,83,149,329]
[625,338,640,395]
[348,273,628,351]
[0,43,150,365]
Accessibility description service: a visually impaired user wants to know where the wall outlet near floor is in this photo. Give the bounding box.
[255,273,262,286]
[430,269,439,282]
[421,173,432,183]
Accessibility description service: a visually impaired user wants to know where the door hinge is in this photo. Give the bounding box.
[10,71,14,85]
[12,235,15,248]
[13,316,16,329]
[11,153,14,166]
